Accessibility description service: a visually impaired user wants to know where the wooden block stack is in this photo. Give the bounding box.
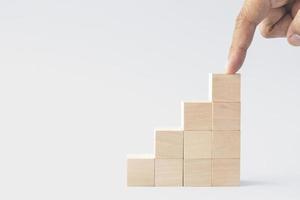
[210,74,240,186]
[183,102,212,186]
[127,73,240,187]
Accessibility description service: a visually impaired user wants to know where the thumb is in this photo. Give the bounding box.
[287,10,300,46]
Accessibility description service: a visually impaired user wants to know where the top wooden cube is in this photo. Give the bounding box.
[210,74,240,102]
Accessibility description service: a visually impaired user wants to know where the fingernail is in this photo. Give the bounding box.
[289,34,300,46]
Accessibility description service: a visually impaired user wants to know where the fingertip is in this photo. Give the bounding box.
[225,63,236,74]
[226,69,236,74]
[226,47,246,74]
[225,56,240,74]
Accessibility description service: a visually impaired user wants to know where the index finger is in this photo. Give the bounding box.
[226,0,271,74]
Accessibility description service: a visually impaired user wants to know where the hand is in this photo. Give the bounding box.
[226,0,300,74]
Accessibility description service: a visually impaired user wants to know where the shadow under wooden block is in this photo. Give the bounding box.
[184,159,212,186]
[212,159,240,186]
[210,74,240,102]
[127,155,155,186]
[182,102,212,131]
[184,131,212,159]
[155,159,183,186]
[155,130,183,159]
[212,131,240,158]
[213,102,240,130]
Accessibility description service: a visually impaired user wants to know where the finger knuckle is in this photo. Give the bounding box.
[259,24,273,38]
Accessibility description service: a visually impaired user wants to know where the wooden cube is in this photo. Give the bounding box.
[212,159,240,186]
[184,159,212,186]
[155,130,183,159]
[210,74,240,102]
[212,131,240,158]
[213,102,240,130]
[127,155,155,186]
[184,131,212,159]
[155,159,183,186]
[183,102,212,131]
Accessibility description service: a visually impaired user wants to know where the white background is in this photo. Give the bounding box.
[1,0,300,199]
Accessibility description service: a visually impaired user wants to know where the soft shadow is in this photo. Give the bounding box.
[240,180,274,186]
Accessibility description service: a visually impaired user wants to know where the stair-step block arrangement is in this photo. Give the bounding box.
[127,73,241,187]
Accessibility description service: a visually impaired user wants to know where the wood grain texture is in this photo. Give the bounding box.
[212,159,240,186]
[184,159,212,186]
[127,155,155,186]
[212,131,240,158]
[183,102,212,131]
[184,131,212,159]
[155,159,183,186]
[213,102,240,130]
[210,74,240,102]
[155,130,183,159]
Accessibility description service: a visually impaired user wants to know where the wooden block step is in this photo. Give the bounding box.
[212,131,240,159]
[213,102,240,131]
[212,158,240,186]
[210,74,240,102]
[184,131,212,159]
[155,159,183,186]
[155,129,183,159]
[127,154,155,186]
[182,102,212,131]
[184,159,212,186]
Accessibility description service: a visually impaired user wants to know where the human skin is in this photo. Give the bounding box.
[226,0,300,74]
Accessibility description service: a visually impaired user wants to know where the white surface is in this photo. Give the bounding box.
[0,0,300,199]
